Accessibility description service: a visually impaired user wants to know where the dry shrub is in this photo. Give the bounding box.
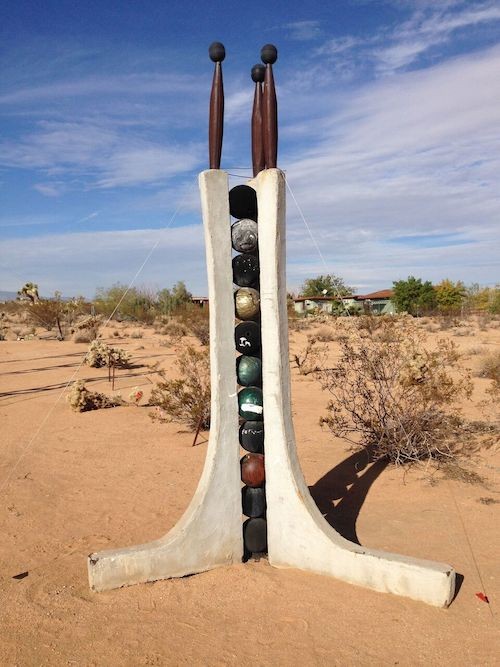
[130,329,143,339]
[84,340,131,368]
[72,331,93,343]
[149,346,210,430]
[162,320,187,337]
[67,380,124,412]
[477,352,500,383]
[318,316,477,465]
[288,317,313,332]
[314,326,335,342]
[179,308,210,346]
[74,314,102,341]
[291,337,328,375]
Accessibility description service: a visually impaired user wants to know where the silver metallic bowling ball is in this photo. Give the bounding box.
[231,219,258,254]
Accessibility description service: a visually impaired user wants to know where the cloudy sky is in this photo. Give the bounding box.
[1,0,499,297]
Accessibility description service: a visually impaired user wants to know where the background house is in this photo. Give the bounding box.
[293,290,395,315]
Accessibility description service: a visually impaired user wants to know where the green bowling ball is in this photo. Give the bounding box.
[237,355,262,387]
[238,386,263,421]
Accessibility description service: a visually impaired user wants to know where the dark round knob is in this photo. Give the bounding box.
[209,42,225,62]
[261,44,278,65]
[243,517,267,553]
[251,64,265,83]
[235,321,261,355]
[238,386,263,421]
[241,453,265,487]
[240,420,264,453]
[242,486,266,518]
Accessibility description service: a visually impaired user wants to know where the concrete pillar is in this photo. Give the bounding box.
[255,168,455,608]
[87,170,243,591]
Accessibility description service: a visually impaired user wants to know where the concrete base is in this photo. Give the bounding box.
[254,168,456,608]
[87,170,243,591]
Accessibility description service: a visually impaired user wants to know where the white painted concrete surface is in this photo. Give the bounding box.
[87,169,243,591]
[256,168,456,608]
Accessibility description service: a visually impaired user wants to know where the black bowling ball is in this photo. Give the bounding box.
[242,486,266,518]
[239,420,264,453]
[234,321,261,355]
[229,185,257,220]
[243,517,267,553]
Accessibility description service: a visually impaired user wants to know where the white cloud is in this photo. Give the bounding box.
[0,120,203,189]
[280,45,500,288]
[318,2,500,75]
[285,21,322,41]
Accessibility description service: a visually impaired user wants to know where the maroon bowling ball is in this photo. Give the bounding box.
[241,453,265,488]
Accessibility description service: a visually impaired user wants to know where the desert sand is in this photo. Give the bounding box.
[0,319,499,666]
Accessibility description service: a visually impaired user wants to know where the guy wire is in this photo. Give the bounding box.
[284,175,352,316]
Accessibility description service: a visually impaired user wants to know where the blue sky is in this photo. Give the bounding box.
[1,0,499,297]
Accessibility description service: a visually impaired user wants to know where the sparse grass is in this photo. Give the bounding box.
[130,330,143,339]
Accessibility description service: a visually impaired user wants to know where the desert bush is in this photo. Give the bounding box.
[288,317,313,332]
[291,337,328,375]
[74,314,102,341]
[178,307,210,346]
[130,330,143,339]
[314,326,335,342]
[67,380,124,412]
[23,292,67,339]
[477,352,500,383]
[73,331,93,344]
[149,346,210,431]
[94,284,157,324]
[317,316,475,465]
[84,340,131,368]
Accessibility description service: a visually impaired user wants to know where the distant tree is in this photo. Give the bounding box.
[300,274,354,298]
[21,289,67,339]
[435,279,466,314]
[392,276,436,316]
[94,284,156,323]
[464,284,500,314]
[157,281,192,315]
[17,282,39,303]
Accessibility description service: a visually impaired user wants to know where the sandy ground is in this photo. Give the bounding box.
[0,319,499,666]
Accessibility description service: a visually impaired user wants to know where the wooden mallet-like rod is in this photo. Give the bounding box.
[251,64,265,177]
[208,42,225,169]
[261,44,278,169]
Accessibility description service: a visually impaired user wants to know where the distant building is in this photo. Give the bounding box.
[191,297,209,308]
[293,290,395,315]
[356,290,395,314]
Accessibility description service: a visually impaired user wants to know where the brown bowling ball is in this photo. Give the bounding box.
[240,453,265,488]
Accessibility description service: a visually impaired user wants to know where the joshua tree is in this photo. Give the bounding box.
[17,282,39,303]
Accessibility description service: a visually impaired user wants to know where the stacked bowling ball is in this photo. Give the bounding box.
[230,184,267,557]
